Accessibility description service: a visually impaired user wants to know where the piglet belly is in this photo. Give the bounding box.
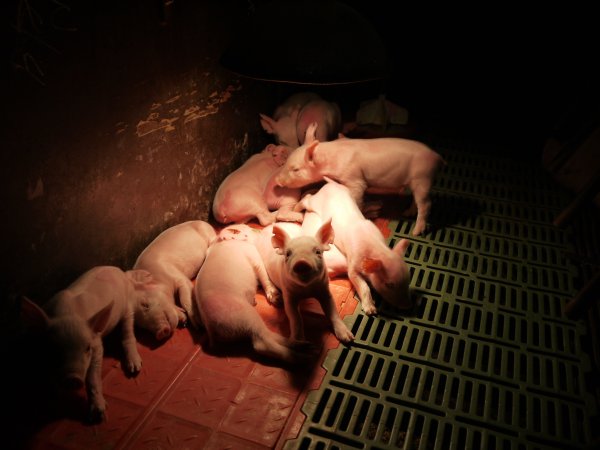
[264,173,300,208]
[196,287,256,339]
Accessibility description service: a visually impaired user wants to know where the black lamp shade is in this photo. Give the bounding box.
[220,0,388,84]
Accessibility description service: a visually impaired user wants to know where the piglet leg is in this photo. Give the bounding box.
[266,178,303,223]
[252,329,313,364]
[121,309,142,373]
[361,200,384,219]
[284,295,305,342]
[345,180,368,210]
[255,210,277,226]
[251,253,282,306]
[86,337,107,423]
[317,290,354,343]
[348,267,377,316]
[176,279,195,326]
[275,204,304,223]
[410,178,433,236]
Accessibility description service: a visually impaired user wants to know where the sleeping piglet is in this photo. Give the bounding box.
[256,220,354,344]
[260,92,342,148]
[194,224,311,363]
[295,179,411,315]
[20,266,149,422]
[212,144,303,226]
[133,220,216,331]
[276,133,445,236]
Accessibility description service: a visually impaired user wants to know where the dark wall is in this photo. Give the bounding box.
[347,1,599,151]
[1,1,275,309]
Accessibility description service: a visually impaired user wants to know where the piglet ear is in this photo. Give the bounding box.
[271,225,289,255]
[88,302,113,334]
[305,140,320,165]
[271,145,290,166]
[304,121,318,144]
[126,269,155,289]
[20,296,50,330]
[362,257,383,274]
[259,113,276,134]
[316,218,334,251]
[393,238,410,257]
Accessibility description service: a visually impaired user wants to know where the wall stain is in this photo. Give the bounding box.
[136,115,178,137]
[132,81,242,136]
[115,121,128,135]
[234,132,249,151]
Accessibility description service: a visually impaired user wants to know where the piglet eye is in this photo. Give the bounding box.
[86,345,91,353]
[292,167,300,173]
[285,249,292,258]
[142,301,150,310]
[315,249,322,255]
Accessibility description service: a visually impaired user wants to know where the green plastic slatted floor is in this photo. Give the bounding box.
[284,146,597,449]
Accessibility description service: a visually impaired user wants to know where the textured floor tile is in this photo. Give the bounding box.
[103,353,183,406]
[158,365,242,428]
[126,411,212,450]
[204,431,271,450]
[36,396,141,450]
[248,363,309,394]
[195,350,257,379]
[137,325,199,363]
[220,383,296,447]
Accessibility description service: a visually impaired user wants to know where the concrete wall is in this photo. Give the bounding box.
[1,1,274,311]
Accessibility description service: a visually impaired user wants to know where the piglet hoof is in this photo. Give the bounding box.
[126,357,143,374]
[266,288,282,307]
[412,222,426,236]
[87,401,107,424]
[333,323,355,344]
[176,307,188,327]
[257,212,277,226]
[362,303,378,316]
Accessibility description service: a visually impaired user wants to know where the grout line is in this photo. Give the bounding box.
[115,345,203,449]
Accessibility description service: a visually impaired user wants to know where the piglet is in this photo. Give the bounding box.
[300,211,348,278]
[295,180,411,315]
[256,220,354,344]
[260,92,342,147]
[194,224,310,363]
[276,133,445,236]
[20,266,147,422]
[133,220,216,331]
[212,144,303,226]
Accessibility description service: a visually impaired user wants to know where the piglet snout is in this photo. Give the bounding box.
[293,260,313,276]
[155,325,172,341]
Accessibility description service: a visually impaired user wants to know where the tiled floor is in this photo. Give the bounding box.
[9,263,364,450]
